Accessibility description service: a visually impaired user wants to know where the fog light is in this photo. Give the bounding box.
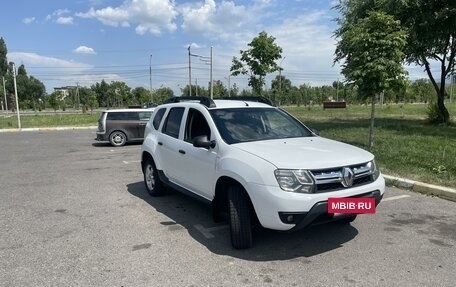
[279,212,307,224]
[287,215,294,222]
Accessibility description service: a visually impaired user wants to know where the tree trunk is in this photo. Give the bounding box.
[369,95,376,150]
[424,58,450,123]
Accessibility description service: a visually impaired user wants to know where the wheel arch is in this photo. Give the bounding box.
[213,176,259,224]
[141,151,153,173]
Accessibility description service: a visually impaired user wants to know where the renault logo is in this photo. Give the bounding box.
[341,167,354,187]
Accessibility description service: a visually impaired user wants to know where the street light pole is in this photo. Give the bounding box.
[225,75,231,97]
[210,46,213,99]
[149,54,153,103]
[188,46,192,97]
[2,76,7,115]
[279,57,286,104]
[12,63,21,129]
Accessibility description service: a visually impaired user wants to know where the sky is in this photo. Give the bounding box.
[1,0,433,94]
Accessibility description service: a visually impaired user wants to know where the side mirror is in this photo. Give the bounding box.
[193,135,216,149]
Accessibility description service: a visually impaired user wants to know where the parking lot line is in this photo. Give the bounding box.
[123,160,141,164]
[194,224,229,239]
[382,194,411,202]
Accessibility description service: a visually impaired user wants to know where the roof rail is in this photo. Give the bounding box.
[164,96,216,108]
[220,96,274,106]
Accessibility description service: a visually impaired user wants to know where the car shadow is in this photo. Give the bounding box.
[91,142,142,148]
[126,181,359,261]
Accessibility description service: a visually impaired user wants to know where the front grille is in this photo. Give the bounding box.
[310,162,375,193]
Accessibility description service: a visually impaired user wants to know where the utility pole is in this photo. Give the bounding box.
[2,76,7,114]
[149,54,153,103]
[279,57,286,104]
[76,83,80,110]
[335,79,338,101]
[195,78,198,96]
[210,46,213,99]
[188,46,192,97]
[12,63,21,129]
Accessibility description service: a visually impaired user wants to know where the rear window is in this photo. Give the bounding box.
[106,112,139,121]
[152,108,166,130]
[163,107,185,138]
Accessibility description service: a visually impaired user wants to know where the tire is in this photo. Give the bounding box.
[143,158,165,196]
[228,185,253,249]
[337,215,357,224]
[109,131,127,147]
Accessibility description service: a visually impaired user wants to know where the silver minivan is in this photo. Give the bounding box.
[95,108,154,147]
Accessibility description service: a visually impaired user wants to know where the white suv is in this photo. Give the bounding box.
[141,97,385,249]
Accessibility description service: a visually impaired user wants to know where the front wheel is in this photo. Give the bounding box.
[228,185,253,249]
[109,131,127,147]
[143,158,165,196]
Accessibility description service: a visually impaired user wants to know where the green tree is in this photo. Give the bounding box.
[212,80,228,99]
[154,87,174,104]
[0,37,7,78]
[47,92,60,112]
[335,11,407,148]
[180,84,207,97]
[81,88,99,113]
[230,31,283,95]
[91,80,110,107]
[271,75,292,105]
[107,81,131,108]
[131,87,151,106]
[335,0,456,123]
[394,0,455,123]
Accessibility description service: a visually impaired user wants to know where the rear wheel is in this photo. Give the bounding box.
[109,131,127,147]
[143,158,164,196]
[228,185,253,249]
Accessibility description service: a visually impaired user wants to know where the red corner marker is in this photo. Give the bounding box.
[328,197,376,214]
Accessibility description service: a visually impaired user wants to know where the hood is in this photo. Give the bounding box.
[234,137,374,170]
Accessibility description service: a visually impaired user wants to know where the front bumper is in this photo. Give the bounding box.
[246,175,385,231]
[283,190,382,232]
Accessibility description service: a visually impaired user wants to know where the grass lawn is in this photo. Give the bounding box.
[1,103,455,188]
[0,112,99,129]
[285,102,456,188]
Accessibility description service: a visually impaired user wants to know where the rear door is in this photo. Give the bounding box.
[158,107,186,182]
[106,112,139,140]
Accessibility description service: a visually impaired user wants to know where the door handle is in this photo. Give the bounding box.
[139,123,146,126]
[178,149,186,155]
[158,142,163,146]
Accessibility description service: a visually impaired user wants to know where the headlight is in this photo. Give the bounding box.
[274,169,315,193]
[368,160,380,181]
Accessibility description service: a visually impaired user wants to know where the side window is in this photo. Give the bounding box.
[184,109,211,143]
[152,108,166,130]
[138,112,152,121]
[163,107,185,138]
[106,112,138,121]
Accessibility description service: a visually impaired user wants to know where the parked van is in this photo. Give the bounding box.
[95,108,154,147]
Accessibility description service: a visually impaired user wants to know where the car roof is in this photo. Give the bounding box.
[210,100,272,109]
[158,96,274,110]
[101,108,155,113]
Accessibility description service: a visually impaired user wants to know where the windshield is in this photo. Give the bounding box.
[210,107,313,144]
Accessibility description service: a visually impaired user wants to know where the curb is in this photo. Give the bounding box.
[384,174,456,203]
[0,126,97,132]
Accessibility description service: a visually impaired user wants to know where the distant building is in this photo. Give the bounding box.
[53,86,77,99]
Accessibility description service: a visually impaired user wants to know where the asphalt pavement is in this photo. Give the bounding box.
[0,129,455,286]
